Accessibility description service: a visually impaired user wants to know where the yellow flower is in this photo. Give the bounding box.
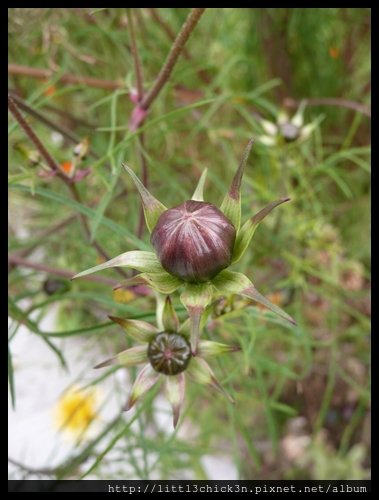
[54,386,98,440]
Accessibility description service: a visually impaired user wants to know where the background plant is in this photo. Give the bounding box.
[8,8,370,480]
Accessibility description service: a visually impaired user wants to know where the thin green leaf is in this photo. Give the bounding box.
[97,98,216,132]
[232,197,290,263]
[8,345,15,410]
[78,389,158,479]
[40,335,68,370]
[89,170,121,241]
[56,414,123,478]
[268,400,298,416]
[9,184,149,250]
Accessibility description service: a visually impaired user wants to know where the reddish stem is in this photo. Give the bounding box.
[140,8,206,110]
[8,63,123,90]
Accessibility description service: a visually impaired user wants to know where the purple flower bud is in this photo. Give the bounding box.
[151,200,236,283]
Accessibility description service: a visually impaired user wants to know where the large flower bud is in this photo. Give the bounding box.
[151,200,236,283]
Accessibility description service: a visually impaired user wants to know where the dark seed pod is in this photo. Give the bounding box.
[151,200,236,283]
[43,278,70,296]
[148,332,191,376]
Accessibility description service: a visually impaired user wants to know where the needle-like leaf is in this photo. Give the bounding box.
[220,138,254,231]
[232,197,290,263]
[72,251,163,280]
[191,168,208,201]
[122,163,167,233]
[212,270,296,326]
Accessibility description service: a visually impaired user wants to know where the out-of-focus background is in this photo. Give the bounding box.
[8,8,370,480]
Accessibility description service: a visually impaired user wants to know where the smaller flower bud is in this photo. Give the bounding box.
[148,332,191,376]
[43,278,70,295]
[151,200,236,283]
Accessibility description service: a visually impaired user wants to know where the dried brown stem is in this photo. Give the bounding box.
[8,457,56,477]
[283,97,371,118]
[8,90,108,170]
[8,214,77,272]
[149,8,211,84]
[44,103,96,130]
[8,254,118,286]
[136,131,149,239]
[8,63,123,90]
[126,9,144,100]
[140,8,206,110]
[128,8,207,236]
[126,9,150,238]
[8,90,80,144]
[149,8,192,60]
[8,94,61,174]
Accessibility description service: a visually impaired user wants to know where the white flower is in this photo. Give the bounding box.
[257,102,320,146]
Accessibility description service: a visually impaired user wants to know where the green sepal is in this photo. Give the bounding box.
[212,270,296,326]
[162,296,180,333]
[198,340,241,358]
[186,357,234,403]
[114,271,183,295]
[108,316,159,343]
[291,100,306,128]
[72,251,163,280]
[232,197,290,263]
[178,301,213,340]
[94,345,147,368]
[220,138,254,231]
[142,271,183,294]
[124,364,161,411]
[122,163,167,233]
[165,373,185,429]
[191,168,208,201]
[178,318,190,339]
